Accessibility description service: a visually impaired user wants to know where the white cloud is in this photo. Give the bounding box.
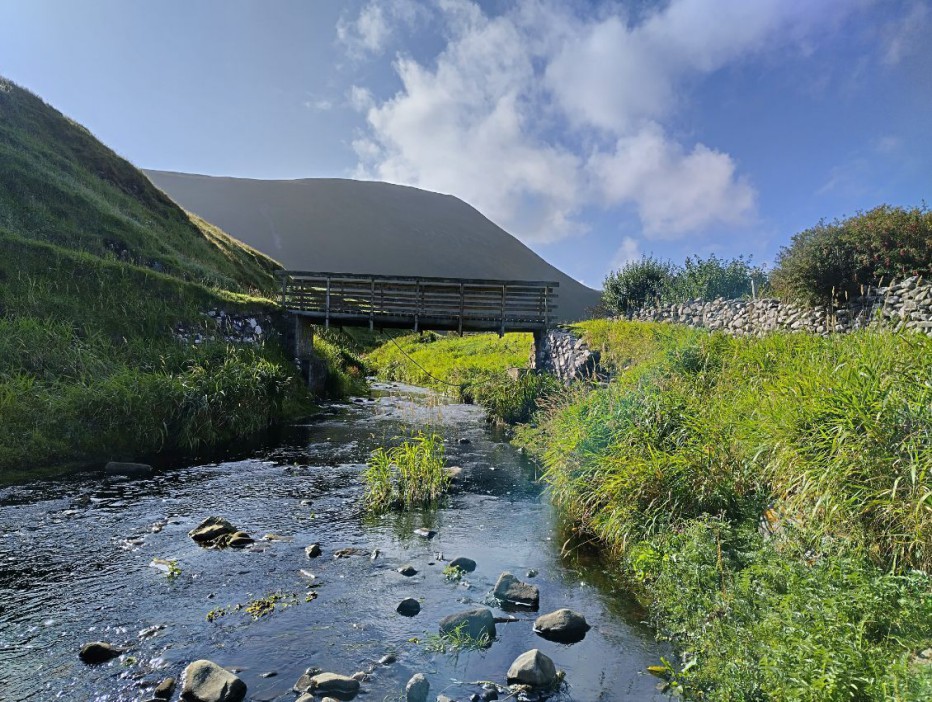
[345,0,864,243]
[590,123,757,236]
[337,0,428,56]
[349,85,374,111]
[304,98,333,111]
[612,236,642,270]
[880,1,931,65]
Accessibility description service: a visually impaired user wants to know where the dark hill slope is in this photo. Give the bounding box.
[144,171,600,321]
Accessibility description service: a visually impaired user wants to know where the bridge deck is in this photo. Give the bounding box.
[277,270,558,334]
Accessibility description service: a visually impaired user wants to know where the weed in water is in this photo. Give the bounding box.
[442,564,467,581]
[363,432,450,512]
[423,622,491,654]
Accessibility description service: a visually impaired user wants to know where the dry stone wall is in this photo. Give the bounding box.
[174,309,277,346]
[626,276,932,336]
[531,329,601,384]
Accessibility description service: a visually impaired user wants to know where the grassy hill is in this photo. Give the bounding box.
[0,78,279,293]
[144,170,602,321]
[0,77,353,480]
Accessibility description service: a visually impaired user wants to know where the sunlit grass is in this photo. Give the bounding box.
[518,320,932,700]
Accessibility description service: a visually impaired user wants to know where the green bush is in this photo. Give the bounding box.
[602,256,675,314]
[771,204,932,305]
[602,254,766,315]
[666,254,766,302]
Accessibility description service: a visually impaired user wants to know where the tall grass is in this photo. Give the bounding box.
[519,320,932,700]
[366,331,558,424]
[363,433,450,512]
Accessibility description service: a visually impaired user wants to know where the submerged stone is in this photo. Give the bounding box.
[449,556,477,572]
[79,641,122,664]
[438,608,496,642]
[397,598,421,617]
[188,517,236,544]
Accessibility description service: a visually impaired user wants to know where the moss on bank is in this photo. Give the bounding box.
[517,321,932,700]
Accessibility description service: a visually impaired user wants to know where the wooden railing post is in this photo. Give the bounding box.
[280,273,288,308]
[369,278,375,331]
[458,283,464,336]
[500,284,507,337]
[325,276,331,330]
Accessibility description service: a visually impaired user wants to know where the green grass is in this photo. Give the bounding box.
[366,331,559,423]
[0,77,357,479]
[363,432,450,512]
[518,321,932,700]
[423,621,492,653]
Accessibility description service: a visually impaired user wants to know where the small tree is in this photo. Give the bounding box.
[602,256,675,315]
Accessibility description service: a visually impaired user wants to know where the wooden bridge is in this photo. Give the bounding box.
[277,270,558,335]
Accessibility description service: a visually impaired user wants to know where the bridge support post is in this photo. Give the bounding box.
[531,327,548,372]
[292,315,327,395]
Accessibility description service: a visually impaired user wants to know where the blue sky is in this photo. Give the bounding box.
[1,0,929,288]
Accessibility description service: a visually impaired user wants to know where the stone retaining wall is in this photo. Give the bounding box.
[531,329,601,384]
[626,276,932,336]
[174,309,277,346]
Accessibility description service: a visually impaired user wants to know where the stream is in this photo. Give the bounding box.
[0,382,669,701]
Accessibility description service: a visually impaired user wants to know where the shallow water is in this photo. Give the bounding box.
[0,383,669,701]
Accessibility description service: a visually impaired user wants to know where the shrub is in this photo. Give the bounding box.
[602,254,767,315]
[602,256,675,314]
[665,254,766,302]
[771,204,932,305]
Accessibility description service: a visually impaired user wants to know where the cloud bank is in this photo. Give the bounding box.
[344,0,864,244]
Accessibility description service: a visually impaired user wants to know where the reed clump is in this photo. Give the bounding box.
[363,432,450,512]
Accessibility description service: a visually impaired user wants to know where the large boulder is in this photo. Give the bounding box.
[188,517,237,544]
[506,649,558,688]
[493,572,539,609]
[533,608,591,643]
[181,660,246,702]
[306,673,360,701]
[405,673,429,702]
[79,641,122,664]
[438,608,496,642]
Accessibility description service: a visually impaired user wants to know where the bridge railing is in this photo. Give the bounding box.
[276,270,558,334]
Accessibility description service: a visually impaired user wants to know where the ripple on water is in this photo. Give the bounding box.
[0,383,670,701]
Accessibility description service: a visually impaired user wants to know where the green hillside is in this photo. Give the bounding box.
[0,77,353,480]
[0,76,278,292]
